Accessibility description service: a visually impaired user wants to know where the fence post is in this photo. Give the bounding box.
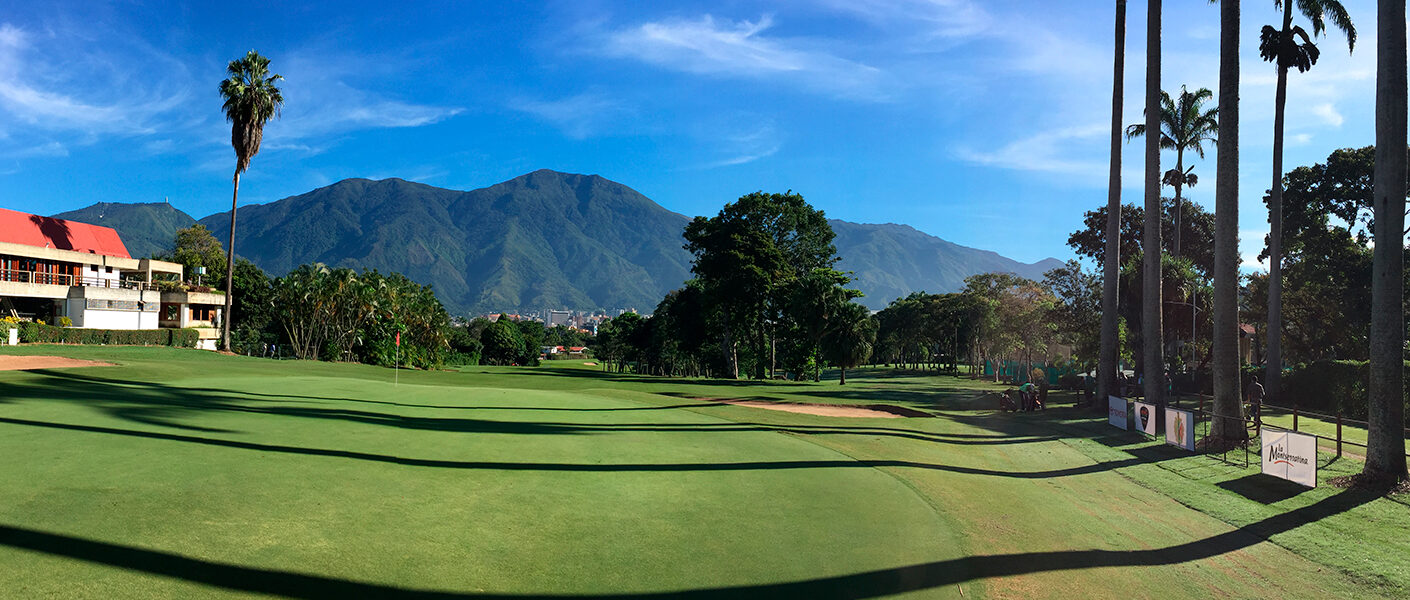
[1336,411,1343,457]
[1293,404,1299,432]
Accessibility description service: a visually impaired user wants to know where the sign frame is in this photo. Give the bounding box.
[1131,401,1157,436]
[1164,407,1195,451]
[1107,395,1128,430]
[1261,427,1318,488]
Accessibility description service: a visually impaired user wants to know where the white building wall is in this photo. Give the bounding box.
[79,309,143,330]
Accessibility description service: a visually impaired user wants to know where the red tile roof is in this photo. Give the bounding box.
[0,208,130,259]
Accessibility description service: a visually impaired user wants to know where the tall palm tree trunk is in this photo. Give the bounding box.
[1099,0,1127,409]
[1142,0,1165,413]
[1366,0,1407,481]
[1266,0,1293,404]
[1173,149,1184,260]
[221,171,239,352]
[1213,0,1243,441]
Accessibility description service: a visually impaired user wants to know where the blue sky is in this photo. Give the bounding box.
[0,0,1382,267]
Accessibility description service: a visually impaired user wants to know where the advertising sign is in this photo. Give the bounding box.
[1108,396,1128,430]
[1132,401,1157,436]
[1165,408,1195,451]
[1261,428,1317,487]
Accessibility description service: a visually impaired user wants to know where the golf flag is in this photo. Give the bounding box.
[396,332,401,347]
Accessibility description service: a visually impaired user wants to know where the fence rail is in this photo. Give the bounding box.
[0,269,157,291]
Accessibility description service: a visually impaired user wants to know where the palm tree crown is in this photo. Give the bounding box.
[1125,86,1219,169]
[1259,0,1355,74]
[219,51,284,175]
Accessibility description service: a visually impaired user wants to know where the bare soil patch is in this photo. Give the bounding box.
[708,399,931,418]
[0,355,115,371]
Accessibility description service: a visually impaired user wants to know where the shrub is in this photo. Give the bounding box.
[1280,360,1410,426]
[17,324,200,348]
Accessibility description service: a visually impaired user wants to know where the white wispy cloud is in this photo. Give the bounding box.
[3,140,66,158]
[0,23,189,136]
[703,119,781,168]
[1312,103,1345,127]
[511,91,631,139]
[815,0,992,42]
[957,123,1109,180]
[601,14,889,100]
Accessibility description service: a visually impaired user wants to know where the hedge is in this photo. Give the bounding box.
[1280,359,1410,425]
[13,323,199,348]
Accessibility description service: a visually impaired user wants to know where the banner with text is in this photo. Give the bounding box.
[1261,428,1317,487]
[1132,401,1157,436]
[1108,396,1128,430]
[1165,408,1195,451]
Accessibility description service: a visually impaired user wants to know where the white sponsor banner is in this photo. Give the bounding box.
[1261,428,1317,487]
[1165,408,1195,451]
[1132,401,1157,436]
[1108,396,1128,430]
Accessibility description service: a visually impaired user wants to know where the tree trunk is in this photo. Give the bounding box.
[1266,1,1293,403]
[1173,149,1183,260]
[222,171,240,353]
[1142,0,1165,417]
[839,367,847,385]
[1366,0,1408,481]
[1100,0,1124,403]
[1212,0,1244,441]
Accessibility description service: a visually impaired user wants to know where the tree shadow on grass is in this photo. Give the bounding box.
[6,373,1057,447]
[0,486,1383,599]
[0,415,1158,479]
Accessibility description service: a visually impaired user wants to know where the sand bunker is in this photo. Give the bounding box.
[710,399,930,418]
[0,355,115,371]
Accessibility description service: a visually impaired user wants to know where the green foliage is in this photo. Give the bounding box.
[17,324,198,347]
[1281,360,1410,425]
[163,224,227,287]
[481,318,525,366]
[220,50,284,174]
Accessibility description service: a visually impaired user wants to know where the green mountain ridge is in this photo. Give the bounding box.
[47,170,1061,313]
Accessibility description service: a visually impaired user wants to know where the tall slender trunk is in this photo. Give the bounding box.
[1099,0,1127,409]
[1142,0,1165,415]
[222,171,240,353]
[839,367,847,385]
[1266,0,1293,403]
[1173,148,1184,260]
[1212,0,1243,441]
[1366,0,1407,481]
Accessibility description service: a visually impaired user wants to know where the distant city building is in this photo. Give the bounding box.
[547,310,571,328]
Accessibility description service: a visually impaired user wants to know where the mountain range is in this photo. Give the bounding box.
[52,170,1061,313]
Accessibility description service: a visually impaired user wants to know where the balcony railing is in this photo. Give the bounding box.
[0,269,158,291]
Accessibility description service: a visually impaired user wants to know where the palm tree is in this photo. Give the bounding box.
[1141,0,1165,413]
[822,302,877,386]
[1365,0,1406,483]
[1212,0,1243,442]
[218,51,284,352]
[1098,0,1127,409]
[1260,0,1355,403]
[1125,85,1219,260]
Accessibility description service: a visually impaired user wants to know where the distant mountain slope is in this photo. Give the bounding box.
[49,171,1063,314]
[51,202,196,259]
[830,220,1063,309]
[197,171,693,314]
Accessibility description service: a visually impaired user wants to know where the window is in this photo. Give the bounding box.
[91,265,98,272]
[105,266,113,274]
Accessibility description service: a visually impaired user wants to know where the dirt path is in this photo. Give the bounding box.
[0,355,114,371]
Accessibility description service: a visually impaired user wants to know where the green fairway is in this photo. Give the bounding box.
[1,347,1405,598]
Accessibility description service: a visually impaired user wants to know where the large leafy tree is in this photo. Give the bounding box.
[683,191,838,379]
[168,224,226,286]
[1259,0,1355,401]
[1212,0,1243,441]
[1099,0,1128,408]
[1366,0,1406,483]
[1126,85,1218,259]
[218,50,284,352]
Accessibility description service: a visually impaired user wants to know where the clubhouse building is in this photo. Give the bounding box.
[0,208,224,349]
